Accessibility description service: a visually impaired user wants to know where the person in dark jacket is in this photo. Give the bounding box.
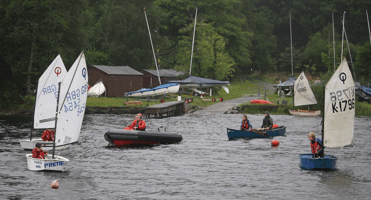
[241,115,252,131]
[260,111,273,130]
[308,132,324,158]
[32,143,47,159]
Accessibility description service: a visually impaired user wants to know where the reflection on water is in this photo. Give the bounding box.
[0,113,370,199]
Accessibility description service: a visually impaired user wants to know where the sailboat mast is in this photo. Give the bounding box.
[367,10,371,45]
[144,8,161,85]
[189,7,198,76]
[321,85,325,154]
[343,24,356,82]
[290,12,293,76]
[341,12,346,61]
[332,12,336,71]
[29,86,39,141]
[52,82,61,159]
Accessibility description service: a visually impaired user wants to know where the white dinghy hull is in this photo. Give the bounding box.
[20,138,69,151]
[26,154,69,171]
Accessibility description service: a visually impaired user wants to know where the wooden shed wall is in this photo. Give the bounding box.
[88,67,143,97]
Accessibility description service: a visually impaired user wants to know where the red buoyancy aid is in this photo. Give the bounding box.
[32,148,47,159]
[310,140,322,154]
[41,129,54,141]
[127,119,146,130]
[272,124,279,128]
[241,120,250,129]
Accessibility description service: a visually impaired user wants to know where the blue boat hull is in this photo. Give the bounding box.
[227,127,286,140]
[299,154,337,170]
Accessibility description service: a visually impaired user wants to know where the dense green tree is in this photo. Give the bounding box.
[176,22,234,80]
[0,0,87,107]
[155,0,252,76]
[354,43,371,84]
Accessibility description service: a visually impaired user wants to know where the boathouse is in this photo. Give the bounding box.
[88,65,143,97]
[142,69,184,88]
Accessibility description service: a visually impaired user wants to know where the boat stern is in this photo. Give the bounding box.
[26,154,69,171]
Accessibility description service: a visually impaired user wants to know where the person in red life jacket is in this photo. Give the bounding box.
[41,129,55,141]
[32,143,48,159]
[126,113,146,131]
[308,132,324,158]
[240,115,252,131]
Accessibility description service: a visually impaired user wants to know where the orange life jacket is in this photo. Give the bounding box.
[241,120,250,129]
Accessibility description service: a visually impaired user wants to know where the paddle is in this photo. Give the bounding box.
[250,129,268,136]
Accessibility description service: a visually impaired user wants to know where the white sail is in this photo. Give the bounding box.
[87,81,105,96]
[294,71,317,106]
[323,58,355,148]
[55,52,88,146]
[33,55,67,129]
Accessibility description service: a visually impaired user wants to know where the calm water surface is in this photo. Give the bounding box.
[0,112,370,199]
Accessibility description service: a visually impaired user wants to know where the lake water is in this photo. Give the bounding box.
[0,112,370,199]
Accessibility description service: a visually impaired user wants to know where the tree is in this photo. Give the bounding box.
[176,22,234,80]
[354,43,371,84]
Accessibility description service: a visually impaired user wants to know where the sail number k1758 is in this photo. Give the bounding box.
[329,87,355,113]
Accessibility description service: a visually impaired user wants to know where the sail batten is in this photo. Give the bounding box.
[294,72,317,107]
[323,59,355,148]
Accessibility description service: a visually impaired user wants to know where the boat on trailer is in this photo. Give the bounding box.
[19,55,67,150]
[125,83,180,97]
[289,71,321,116]
[299,58,355,170]
[227,127,286,140]
[27,52,88,171]
[104,129,182,146]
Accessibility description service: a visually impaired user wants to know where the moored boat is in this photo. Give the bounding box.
[125,83,180,97]
[288,109,320,116]
[227,127,286,140]
[104,129,182,146]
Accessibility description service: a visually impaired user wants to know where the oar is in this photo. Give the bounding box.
[250,129,268,136]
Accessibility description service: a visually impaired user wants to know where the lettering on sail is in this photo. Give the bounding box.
[330,86,355,113]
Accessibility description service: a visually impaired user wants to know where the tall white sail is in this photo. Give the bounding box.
[33,55,67,129]
[87,81,105,96]
[55,52,88,146]
[323,58,355,148]
[294,71,317,106]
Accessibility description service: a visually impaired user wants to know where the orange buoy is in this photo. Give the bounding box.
[51,180,59,189]
[271,140,280,147]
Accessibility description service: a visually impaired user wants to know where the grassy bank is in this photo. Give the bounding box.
[2,73,371,117]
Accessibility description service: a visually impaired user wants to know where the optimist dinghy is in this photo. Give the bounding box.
[289,72,321,116]
[300,58,355,170]
[19,55,67,151]
[26,52,88,171]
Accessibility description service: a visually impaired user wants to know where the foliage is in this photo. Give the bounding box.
[354,42,371,84]
[2,0,371,110]
[176,22,235,80]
